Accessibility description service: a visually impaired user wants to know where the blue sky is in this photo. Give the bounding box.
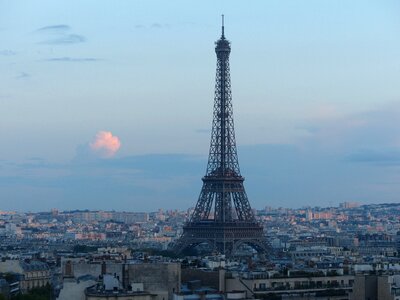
[1,0,400,211]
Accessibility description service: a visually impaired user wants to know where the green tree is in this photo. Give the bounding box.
[72,244,97,253]
[11,284,52,300]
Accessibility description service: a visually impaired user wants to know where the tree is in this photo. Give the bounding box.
[11,284,52,300]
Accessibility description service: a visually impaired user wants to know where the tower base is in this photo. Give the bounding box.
[173,221,269,257]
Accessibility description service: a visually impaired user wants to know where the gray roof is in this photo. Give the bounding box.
[20,261,49,271]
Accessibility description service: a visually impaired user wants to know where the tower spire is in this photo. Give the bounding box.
[221,14,225,38]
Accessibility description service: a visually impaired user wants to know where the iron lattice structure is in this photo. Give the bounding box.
[173,20,269,256]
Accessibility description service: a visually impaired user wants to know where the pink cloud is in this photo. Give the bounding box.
[90,131,121,158]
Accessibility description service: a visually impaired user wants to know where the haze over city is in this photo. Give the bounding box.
[1,0,400,211]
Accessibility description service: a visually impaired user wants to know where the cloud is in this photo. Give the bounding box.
[151,23,170,29]
[3,145,400,212]
[0,153,202,211]
[298,102,400,154]
[39,34,86,45]
[89,131,121,158]
[134,23,171,29]
[0,94,12,100]
[0,50,16,56]
[345,149,400,165]
[43,57,101,62]
[15,72,30,79]
[35,24,86,45]
[36,25,70,32]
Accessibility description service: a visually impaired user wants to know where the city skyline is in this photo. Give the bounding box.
[1,1,400,211]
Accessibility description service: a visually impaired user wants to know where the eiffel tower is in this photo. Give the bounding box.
[173,17,269,256]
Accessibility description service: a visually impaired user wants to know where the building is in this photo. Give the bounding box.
[60,260,180,300]
[0,260,51,293]
[225,272,353,299]
[350,274,400,300]
[173,16,268,257]
[85,274,157,300]
[0,278,10,298]
[57,275,97,300]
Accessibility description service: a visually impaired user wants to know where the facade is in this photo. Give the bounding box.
[350,274,400,300]
[127,263,180,300]
[0,260,50,293]
[85,274,156,300]
[226,274,353,299]
[86,291,155,300]
[57,276,97,300]
[70,211,149,224]
[0,278,10,298]
[60,260,180,300]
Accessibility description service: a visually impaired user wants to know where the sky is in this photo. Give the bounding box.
[1,0,400,212]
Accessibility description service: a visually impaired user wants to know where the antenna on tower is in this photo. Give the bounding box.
[221,14,225,38]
